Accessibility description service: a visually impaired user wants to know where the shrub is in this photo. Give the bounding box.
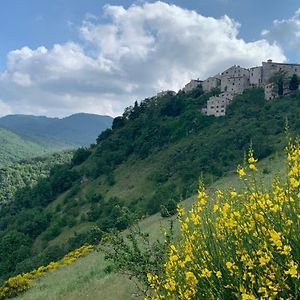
[146,140,300,299]
[160,199,177,218]
[0,244,93,299]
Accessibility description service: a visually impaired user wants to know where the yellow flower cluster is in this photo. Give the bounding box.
[146,140,300,299]
[0,244,93,300]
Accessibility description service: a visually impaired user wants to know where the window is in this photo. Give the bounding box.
[221,110,224,112]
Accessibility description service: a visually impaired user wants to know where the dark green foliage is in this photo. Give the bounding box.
[0,151,72,204]
[41,222,63,241]
[289,74,300,91]
[160,199,177,218]
[68,226,103,249]
[71,147,92,166]
[269,70,288,97]
[106,173,116,186]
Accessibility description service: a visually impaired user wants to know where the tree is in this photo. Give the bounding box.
[289,74,299,91]
[269,70,288,97]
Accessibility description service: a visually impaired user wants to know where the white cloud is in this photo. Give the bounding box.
[0,99,12,116]
[0,1,285,117]
[262,9,300,59]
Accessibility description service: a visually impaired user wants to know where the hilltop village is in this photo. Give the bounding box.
[158,60,300,117]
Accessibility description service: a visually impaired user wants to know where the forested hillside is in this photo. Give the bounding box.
[1,87,300,285]
[0,127,49,166]
[0,113,112,166]
[0,151,73,204]
[0,113,113,147]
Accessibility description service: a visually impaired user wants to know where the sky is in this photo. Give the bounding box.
[1,0,300,117]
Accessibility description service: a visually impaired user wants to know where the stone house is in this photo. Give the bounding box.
[202,76,221,92]
[182,79,203,93]
[156,90,176,97]
[262,59,300,84]
[205,92,234,117]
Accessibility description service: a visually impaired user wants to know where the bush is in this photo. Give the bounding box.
[71,147,92,166]
[146,141,300,299]
[160,199,177,218]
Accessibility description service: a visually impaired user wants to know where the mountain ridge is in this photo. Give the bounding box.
[0,113,113,166]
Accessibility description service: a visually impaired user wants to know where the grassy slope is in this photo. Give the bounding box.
[15,152,287,300]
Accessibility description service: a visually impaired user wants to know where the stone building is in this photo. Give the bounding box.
[221,76,250,94]
[181,59,300,117]
[202,76,221,92]
[220,65,249,78]
[182,79,203,93]
[262,59,300,84]
[249,66,263,86]
[156,90,176,97]
[205,92,234,117]
[264,83,276,100]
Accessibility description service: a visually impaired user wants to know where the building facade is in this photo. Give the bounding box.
[182,79,203,93]
[205,92,234,117]
[262,59,300,84]
[202,77,221,92]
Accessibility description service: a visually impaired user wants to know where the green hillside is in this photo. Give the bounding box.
[0,151,73,204]
[0,113,112,166]
[0,113,113,147]
[1,87,300,287]
[13,152,287,300]
[0,127,49,166]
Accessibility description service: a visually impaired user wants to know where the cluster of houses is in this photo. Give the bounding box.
[157,60,300,117]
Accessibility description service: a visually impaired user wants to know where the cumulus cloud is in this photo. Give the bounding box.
[261,9,300,59]
[0,1,285,117]
[0,100,12,117]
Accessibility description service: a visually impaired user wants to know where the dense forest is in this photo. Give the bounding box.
[1,86,300,283]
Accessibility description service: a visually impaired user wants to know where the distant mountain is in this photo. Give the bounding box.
[0,113,113,147]
[0,113,113,166]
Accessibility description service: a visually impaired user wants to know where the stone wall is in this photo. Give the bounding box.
[202,77,221,92]
[249,66,263,86]
[262,60,300,84]
[182,79,203,92]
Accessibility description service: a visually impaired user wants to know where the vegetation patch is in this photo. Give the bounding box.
[0,244,93,300]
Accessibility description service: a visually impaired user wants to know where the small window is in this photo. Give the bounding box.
[221,110,224,112]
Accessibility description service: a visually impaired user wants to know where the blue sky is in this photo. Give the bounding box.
[0,0,300,116]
